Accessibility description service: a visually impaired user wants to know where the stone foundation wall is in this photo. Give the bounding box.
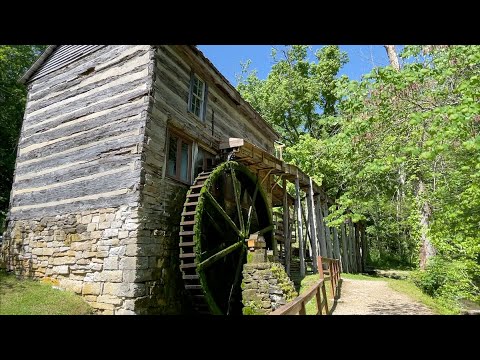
[241,262,297,315]
[1,205,145,315]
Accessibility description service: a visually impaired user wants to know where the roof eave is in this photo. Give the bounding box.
[18,45,57,84]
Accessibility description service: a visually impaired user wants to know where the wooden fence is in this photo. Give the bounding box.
[270,256,341,315]
[317,256,341,299]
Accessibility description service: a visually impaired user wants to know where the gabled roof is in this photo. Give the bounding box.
[20,45,280,139]
[20,45,106,84]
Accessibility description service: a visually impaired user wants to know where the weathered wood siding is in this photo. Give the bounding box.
[9,45,152,220]
[152,45,275,153]
[133,45,279,313]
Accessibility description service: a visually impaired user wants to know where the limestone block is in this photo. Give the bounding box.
[53,265,69,275]
[103,228,119,238]
[98,222,111,230]
[82,282,101,295]
[103,256,119,270]
[97,295,123,305]
[87,223,97,232]
[115,309,136,315]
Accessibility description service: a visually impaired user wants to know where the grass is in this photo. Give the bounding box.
[298,271,457,315]
[0,270,93,315]
[298,274,333,315]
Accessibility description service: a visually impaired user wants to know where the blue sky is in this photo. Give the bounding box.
[198,45,397,85]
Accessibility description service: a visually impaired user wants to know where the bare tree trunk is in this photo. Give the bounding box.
[384,45,400,71]
[416,179,436,269]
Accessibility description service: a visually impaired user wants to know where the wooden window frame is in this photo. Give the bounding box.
[166,130,192,185]
[193,146,215,179]
[188,72,208,121]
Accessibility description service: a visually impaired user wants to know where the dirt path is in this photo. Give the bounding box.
[332,279,434,315]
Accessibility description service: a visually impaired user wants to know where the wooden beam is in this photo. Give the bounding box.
[323,202,333,259]
[333,225,341,261]
[283,177,291,276]
[295,176,305,278]
[341,222,349,273]
[307,178,318,272]
[219,138,244,149]
[355,223,362,273]
[315,195,327,258]
[348,219,357,273]
[361,222,368,271]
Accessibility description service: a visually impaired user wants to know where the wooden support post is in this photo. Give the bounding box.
[341,222,349,273]
[361,222,368,270]
[355,223,362,273]
[295,176,305,278]
[283,178,291,276]
[315,195,327,258]
[333,226,341,261]
[324,202,333,259]
[349,219,357,273]
[307,178,318,272]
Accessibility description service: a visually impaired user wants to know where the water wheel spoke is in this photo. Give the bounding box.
[245,181,260,236]
[204,190,242,238]
[205,209,226,236]
[197,240,244,271]
[256,224,274,236]
[180,161,273,315]
[227,245,245,315]
[230,165,245,234]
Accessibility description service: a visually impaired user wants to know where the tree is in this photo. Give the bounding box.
[0,45,46,230]
[237,45,347,145]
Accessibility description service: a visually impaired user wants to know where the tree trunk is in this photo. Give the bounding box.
[384,45,400,71]
[416,179,436,269]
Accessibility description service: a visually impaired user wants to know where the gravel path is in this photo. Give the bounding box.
[332,279,434,315]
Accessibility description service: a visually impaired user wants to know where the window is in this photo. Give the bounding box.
[194,147,215,179]
[167,132,192,184]
[188,73,207,120]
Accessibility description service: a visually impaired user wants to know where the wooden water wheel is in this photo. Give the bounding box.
[179,161,273,315]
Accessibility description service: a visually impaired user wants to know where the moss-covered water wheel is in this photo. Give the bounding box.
[179,161,273,315]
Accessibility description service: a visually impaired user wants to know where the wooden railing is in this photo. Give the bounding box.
[270,256,342,315]
[317,256,341,299]
[270,278,329,315]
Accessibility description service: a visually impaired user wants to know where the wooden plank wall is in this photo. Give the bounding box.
[153,46,275,155]
[8,45,152,220]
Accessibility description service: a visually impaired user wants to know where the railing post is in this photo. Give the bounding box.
[322,281,329,314]
[316,287,322,315]
[329,260,335,298]
[300,302,306,315]
[317,256,324,279]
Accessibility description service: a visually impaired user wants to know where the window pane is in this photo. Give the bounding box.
[180,142,189,182]
[189,75,205,119]
[168,135,177,177]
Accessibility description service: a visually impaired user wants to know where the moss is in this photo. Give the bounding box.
[189,161,273,315]
[270,263,297,301]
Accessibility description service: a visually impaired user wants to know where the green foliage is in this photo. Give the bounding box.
[412,257,479,310]
[237,45,480,305]
[237,45,347,145]
[0,45,46,231]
